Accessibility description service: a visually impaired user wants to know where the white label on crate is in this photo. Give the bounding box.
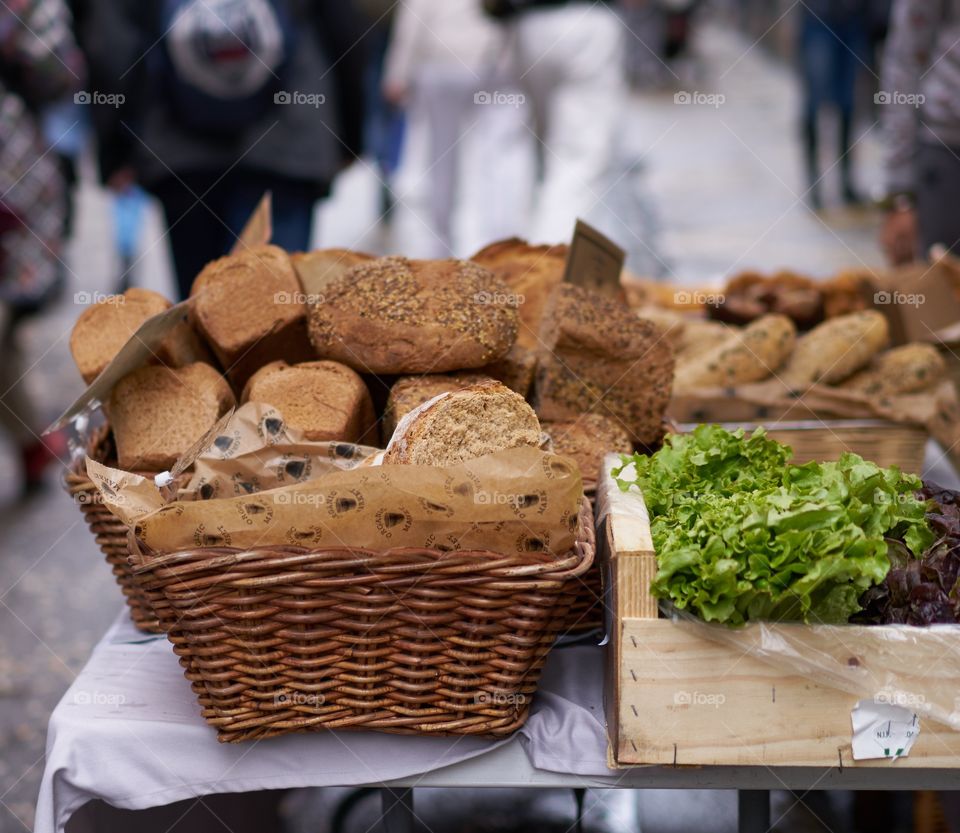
[851,700,920,761]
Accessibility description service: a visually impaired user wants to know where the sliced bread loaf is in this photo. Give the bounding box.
[383,372,492,441]
[109,362,235,471]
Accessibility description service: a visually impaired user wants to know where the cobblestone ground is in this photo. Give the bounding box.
[0,17,926,833]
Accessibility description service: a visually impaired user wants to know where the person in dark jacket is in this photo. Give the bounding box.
[80,0,367,299]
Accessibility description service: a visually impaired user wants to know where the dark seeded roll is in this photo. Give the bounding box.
[307,256,519,374]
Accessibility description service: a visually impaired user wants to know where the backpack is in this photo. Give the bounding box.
[158,0,296,136]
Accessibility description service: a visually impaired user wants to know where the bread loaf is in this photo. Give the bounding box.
[532,284,674,445]
[471,238,567,351]
[69,287,211,384]
[291,248,374,300]
[383,381,541,466]
[676,319,734,359]
[307,256,518,374]
[779,310,889,386]
[673,314,796,393]
[476,343,537,396]
[109,362,235,471]
[542,413,632,483]
[190,245,313,389]
[383,372,491,442]
[242,360,376,444]
[838,343,946,397]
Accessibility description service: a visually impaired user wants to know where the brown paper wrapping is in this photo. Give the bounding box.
[86,404,583,557]
[669,378,960,458]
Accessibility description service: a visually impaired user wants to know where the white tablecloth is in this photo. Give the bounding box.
[36,611,611,833]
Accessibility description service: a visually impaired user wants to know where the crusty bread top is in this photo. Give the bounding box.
[189,245,304,353]
[69,288,172,384]
[383,380,541,466]
[308,256,519,370]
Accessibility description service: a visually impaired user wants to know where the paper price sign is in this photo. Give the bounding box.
[851,700,920,761]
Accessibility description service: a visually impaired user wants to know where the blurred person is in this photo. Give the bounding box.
[0,0,83,495]
[879,0,960,265]
[484,0,627,243]
[382,0,523,257]
[80,0,367,300]
[796,0,871,209]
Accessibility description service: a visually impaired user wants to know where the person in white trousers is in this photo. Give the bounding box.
[383,0,531,257]
[499,1,627,243]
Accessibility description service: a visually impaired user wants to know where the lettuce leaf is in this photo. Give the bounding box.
[613,426,933,625]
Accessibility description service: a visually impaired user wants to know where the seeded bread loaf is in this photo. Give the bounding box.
[673,314,796,393]
[69,287,212,384]
[542,413,632,484]
[189,244,314,389]
[532,284,675,446]
[383,381,541,466]
[471,238,567,351]
[291,248,374,300]
[109,362,235,471]
[779,310,889,387]
[307,256,519,374]
[382,372,492,442]
[241,359,376,444]
[838,343,946,397]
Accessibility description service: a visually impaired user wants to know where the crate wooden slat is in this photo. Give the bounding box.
[599,461,960,769]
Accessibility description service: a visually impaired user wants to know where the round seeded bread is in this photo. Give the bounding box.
[307,256,519,374]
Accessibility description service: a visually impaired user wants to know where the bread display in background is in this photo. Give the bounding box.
[708,271,824,330]
[673,314,796,393]
[382,372,491,441]
[675,318,733,360]
[291,248,374,299]
[779,310,889,386]
[307,256,519,374]
[533,283,674,446]
[838,343,946,398]
[189,244,314,389]
[471,238,567,351]
[242,360,376,445]
[109,362,235,470]
[383,381,541,466]
[69,287,212,384]
[542,413,632,484]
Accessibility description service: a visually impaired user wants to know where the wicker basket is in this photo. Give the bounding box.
[679,419,928,474]
[131,499,595,742]
[62,427,162,634]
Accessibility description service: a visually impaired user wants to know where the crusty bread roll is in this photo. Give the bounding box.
[383,381,541,466]
[779,310,889,386]
[109,362,235,471]
[838,343,946,397]
[189,244,314,388]
[471,238,567,351]
[291,248,374,300]
[532,284,674,445]
[542,413,632,484]
[242,360,376,444]
[307,256,519,374]
[383,372,492,442]
[69,287,211,384]
[673,314,796,393]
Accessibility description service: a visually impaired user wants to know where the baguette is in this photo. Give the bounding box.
[838,343,946,397]
[779,310,889,386]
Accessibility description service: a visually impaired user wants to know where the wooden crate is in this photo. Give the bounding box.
[599,465,960,769]
[678,420,927,474]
